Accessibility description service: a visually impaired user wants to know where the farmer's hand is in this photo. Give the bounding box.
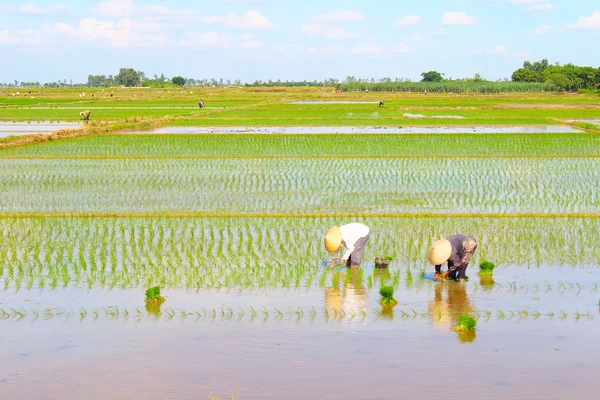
[340,258,347,265]
[329,258,338,270]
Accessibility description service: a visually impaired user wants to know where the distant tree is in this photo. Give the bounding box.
[523,58,550,74]
[511,68,540,82]
[115,68,143,87]
[472,73,485,82]
[87,74,107,87]
[171,76,185,86]
[421,71,443,82]
[543,72,571,92]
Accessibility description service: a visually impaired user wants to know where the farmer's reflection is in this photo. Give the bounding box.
[428,282,476,343]
[324,267,368,318]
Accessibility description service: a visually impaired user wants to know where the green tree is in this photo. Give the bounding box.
[114,68,143,87]
[171,76,185,86]
[511,68,540,83]
[421,71,443,82]
[543,72,572,92]
[87,75,107,87]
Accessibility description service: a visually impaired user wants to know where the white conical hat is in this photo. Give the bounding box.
[427,239,452,265]
[324,226,342,252]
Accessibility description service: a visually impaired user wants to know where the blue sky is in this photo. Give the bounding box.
[0,0,599,83]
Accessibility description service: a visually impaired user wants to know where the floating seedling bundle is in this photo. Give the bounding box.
[379,286,398,309]
[375,256,392,268]
[478,260,496,277]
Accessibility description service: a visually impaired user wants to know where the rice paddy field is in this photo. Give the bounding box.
[1,87,600,399]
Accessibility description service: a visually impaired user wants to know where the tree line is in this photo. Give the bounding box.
[511,59,600,92]
[2,61,599,92]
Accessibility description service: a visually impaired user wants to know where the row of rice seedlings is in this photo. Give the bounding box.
[1,217,599,292]
[3,258,597,301]
[1,157,600,214]
[0,306,595,323]
[4,134,600,157]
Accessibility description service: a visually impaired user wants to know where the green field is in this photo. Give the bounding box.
[1,90,599,356]
[1,87,599,128]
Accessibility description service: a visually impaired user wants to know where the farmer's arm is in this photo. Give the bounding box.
[329,249,340,269]
[341,242,354,263]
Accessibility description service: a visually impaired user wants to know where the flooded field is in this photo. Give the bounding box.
[134,125,583,135]
[0,121,81,138]
[1,128,600,399]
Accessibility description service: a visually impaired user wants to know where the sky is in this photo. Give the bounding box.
[0,0,599,83]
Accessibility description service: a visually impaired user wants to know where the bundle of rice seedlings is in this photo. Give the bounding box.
[145,286,165,305]
[452,315,477,332]
[379,285,398,307]
[478,260,496,277]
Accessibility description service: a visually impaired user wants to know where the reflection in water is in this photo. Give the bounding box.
[428,282,476,343]
[145,302,163,316]
[324,267,368,319]
[479,275,496,292]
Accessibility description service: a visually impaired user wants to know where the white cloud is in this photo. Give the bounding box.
[181,31,230,47]
[532,24,552,34]
[179,31,261,49]
[565,10,600,29]
[441,11,477,26]
[351,43,383,55]
[395,44,411,53]
[430,28,447,36]
[203,10,277,30]
[527,3,554,12]
[95,0,202,21]
[411,34,424,41]
[240,33,263,48]
[20,2,71,16]
[507,0,544,3]
[53,18,170,48]
[301,23,362,39]
[393,15,421,26]
[472,49,483,54]
[305,46,346,55]
[487,44,507,54]
[508,1,555,13]
[515,50,531,57]
[222,0,266,3]
[0,28,47,46]
[312,10,364,23]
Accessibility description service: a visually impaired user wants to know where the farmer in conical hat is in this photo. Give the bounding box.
[324,223,370,269]
[427,234,478,281]
[80,110,91,123]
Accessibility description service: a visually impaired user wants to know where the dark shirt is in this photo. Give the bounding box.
[447,234,477,270]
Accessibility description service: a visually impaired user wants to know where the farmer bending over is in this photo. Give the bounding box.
[80,110,91,123]
[427,234,478,281]
[324,223,371,269]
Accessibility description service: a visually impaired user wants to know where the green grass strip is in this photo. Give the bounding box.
[3,154,600,159]
[2,212,600,219]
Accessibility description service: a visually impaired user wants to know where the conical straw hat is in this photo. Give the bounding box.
[427,239,452,265]
[324,226,342,252]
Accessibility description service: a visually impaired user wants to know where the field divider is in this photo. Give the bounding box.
[2,212,600,219]
[3,154,600,160]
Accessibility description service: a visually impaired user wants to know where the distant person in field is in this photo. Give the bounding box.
[198,101,205,108]
[324,223,371,269]
[80,110,91,123]
[427,234,478,281]
[379,101,384,108]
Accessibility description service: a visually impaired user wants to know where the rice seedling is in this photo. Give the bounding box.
[452,315,477,332]
[145,286,165,305]
[379,286,398,308]
[478,260,496,277]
